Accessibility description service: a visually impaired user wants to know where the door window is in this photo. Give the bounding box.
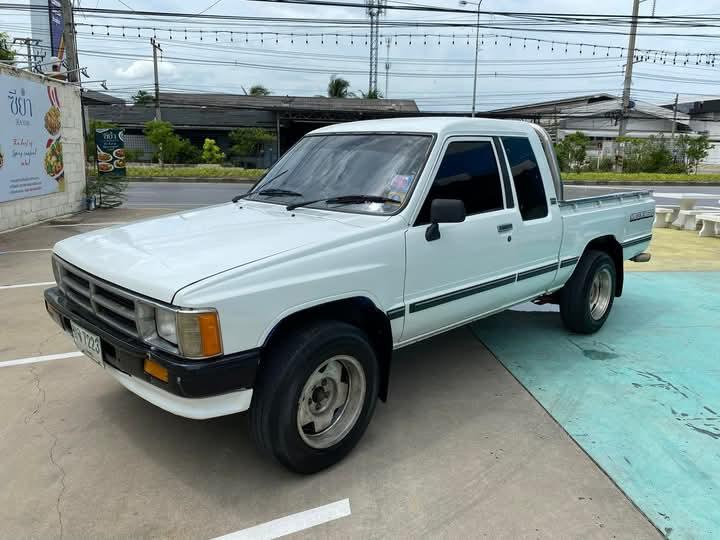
[416,141,504,225]
[501,137,548,221]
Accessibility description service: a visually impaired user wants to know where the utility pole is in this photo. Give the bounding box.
[459,0,483,117]
[11,38,42,71]
[671,93,679,140]
[61,0,79,82]
[366,0,386,95]
[151,38,163,166]
[151,38,162,122]
[618,0,640,139]
[616,0,640,171]
[384,37,391,98]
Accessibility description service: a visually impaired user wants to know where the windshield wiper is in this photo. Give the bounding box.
[286,194,401,211]
[232,169,297,202]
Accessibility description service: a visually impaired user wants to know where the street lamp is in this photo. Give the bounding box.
[460,0,483,117]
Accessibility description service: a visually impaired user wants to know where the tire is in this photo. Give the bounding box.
[560,250,616,334]
[250,320,379,474]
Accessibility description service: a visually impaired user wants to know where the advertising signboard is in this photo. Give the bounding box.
[1,72,64,203]
[95,128,126,177]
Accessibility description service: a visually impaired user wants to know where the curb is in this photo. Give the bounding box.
[564,181,720,186]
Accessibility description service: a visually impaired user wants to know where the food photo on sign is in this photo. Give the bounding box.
[95,128,126,177]
[1,74,65,202]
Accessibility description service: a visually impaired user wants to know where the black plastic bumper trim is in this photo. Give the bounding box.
[44,287,260,398]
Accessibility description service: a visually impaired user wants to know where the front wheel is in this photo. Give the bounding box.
[250,321,379,474]
[560,250,616,334]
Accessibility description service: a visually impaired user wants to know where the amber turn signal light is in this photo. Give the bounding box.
[144,356,169,383]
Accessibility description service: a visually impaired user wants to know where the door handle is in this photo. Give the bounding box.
[497,223,513,233]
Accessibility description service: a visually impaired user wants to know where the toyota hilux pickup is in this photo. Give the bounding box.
[45,118,654,473]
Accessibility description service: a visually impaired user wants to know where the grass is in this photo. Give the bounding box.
[125,166,266,179]
[564,172,720,183]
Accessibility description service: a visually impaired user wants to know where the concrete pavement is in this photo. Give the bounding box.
[0,209,658,538]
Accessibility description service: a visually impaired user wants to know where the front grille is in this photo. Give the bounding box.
[55,257,140,337]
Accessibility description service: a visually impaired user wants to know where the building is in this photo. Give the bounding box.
[667,96,720,167]
[489,93,616,141]
[85,92,419,165]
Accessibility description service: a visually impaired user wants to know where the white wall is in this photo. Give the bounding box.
[689,113,720,166]
[0,65,86,233]
[563,116,675,134]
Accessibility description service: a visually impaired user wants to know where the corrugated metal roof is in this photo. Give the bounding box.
[86,104,275,129]
[156,92,419,112]
[562,98,691,125]
[489,93,616,113]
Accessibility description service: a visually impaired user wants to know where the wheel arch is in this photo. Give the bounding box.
[261,296,394,402]
[582,235,624,296]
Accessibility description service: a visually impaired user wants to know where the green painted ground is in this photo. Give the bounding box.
[473,272,720,539]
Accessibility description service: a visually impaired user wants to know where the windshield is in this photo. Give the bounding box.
[245,133,433,215]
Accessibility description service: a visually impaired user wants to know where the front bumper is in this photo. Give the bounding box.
[44,287,259,418]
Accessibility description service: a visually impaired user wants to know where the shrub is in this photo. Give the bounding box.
[201,138,225,164]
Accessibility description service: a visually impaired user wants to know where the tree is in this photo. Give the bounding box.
[686,134,714,173]
[0,32,14,63]
[201,138,225,164]
[229,127,275,157]
[176,138,201,164]
[131,90,153,105]
[555,131,589,172]
[144,120,183,164]
[327,75,353,98]
[249,85,271,96]
[358,89,383,99]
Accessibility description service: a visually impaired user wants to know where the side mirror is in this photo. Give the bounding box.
[426,198,466,241]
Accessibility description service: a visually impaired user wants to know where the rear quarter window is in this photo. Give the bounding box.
[501,137,548,221]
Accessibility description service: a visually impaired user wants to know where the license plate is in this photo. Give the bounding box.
[71,322,103,367]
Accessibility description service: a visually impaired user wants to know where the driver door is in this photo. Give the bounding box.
[402,137,518,342]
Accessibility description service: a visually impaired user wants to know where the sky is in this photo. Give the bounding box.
[3,0,720,111]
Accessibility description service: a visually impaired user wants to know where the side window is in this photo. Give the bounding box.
[416,141,504,225]
[501,137,548,221]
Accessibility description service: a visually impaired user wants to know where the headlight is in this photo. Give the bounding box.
[155,307,178,344]
[153,307,222,359]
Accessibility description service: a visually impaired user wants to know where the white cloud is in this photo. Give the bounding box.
[114,60,178,80]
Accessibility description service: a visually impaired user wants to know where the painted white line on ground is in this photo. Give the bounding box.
[0,248,53,255]
[211,499,351,540]
[41,222,127,228]
[0,351,83,368]
[0,281,55,290]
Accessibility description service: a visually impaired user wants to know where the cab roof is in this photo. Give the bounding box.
[310,117,537,138]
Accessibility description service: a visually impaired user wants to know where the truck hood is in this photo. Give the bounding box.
[54,202,378,303]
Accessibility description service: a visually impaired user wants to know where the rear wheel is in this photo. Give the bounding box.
[250,321,379,474]
[560,250,616,334]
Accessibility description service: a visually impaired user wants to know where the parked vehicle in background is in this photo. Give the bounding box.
[45,118,654,473]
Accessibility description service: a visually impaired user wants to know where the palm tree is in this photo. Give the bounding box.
[249,85,271,96]
[358,89,383,99]
[327,75,353,98]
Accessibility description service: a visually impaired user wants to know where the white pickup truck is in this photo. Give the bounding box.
[45,118,654,473]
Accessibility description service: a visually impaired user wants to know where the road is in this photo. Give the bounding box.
[124,181,720,209]
[124,181,253,209]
